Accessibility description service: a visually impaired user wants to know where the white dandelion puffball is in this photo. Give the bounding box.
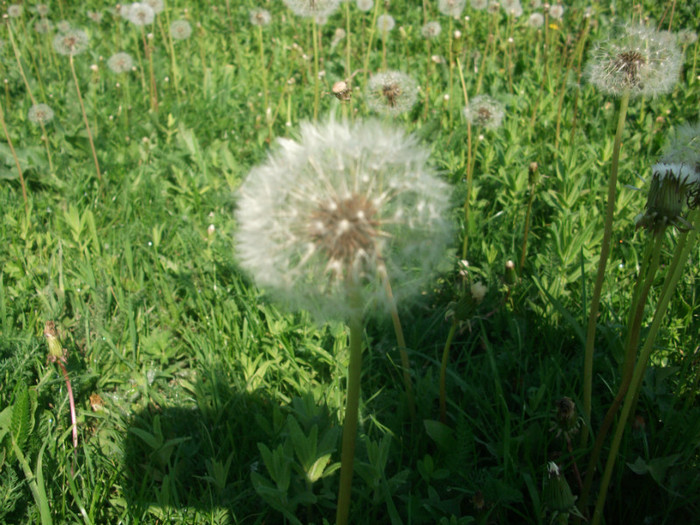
[283,0,341,18]
[366,71,419,116]
[422,21,442,39]
[463,95,505,130]
[438,0,466,18]
[235,119,453,321]
[548,4,564,20]
[170,20,192,40]
[377,13,395,34]
[108,52,134,73]
[28,103,55,125]
[528,12,544,28]
[127,2,155,26]
[356,0,373,12]
[250,8,272,26]
[586,23,682,98]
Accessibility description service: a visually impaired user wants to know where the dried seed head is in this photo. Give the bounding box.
[53,29,89,56]
[250,8,272,26]
[28,103,55,125]
[463,95,505,130]
[332,80,352,101]
[108,52,134,73]
[366,71,418,116]
[438,0,466,18]
[283,0,341,19]
[170,20,192,40]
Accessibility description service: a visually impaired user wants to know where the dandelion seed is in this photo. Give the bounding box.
[108,52,134,73]
[127,2,155,26]
[463,95,504,130]
[170,20,192,40]
[377,13,395,35]
[528,12,544,28]
[422,21,442,40]
[548,4,564,20]
[283,0,341,19]
[356,0,374,12]
[438,0,466,18]
[250,8,272,26]
[7,5,23,18]
[28,103,55,125]
[366,71,418,116]
[53,29,89,56]
[586,24,682,98]
[234,118,452,322]
[470,0,488,9]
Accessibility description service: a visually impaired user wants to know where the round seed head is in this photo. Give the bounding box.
[585,24,682,98]
[250,8,272,26]
[366,71,418,116]
[108,52,134,73]
[502,0,523,17]
[676,29,698,46]
[470,0,488,9]
[438,0,465,18]
[56,20,72,33]
[528,12,544,28]
[548,4,564,20]
[28,103,55,125]
[87,10,103,23]
[144,0,164,15]
[282,0,341,19]
[377,13,395,34]
[127,2,155,26]
[463,95,505,130]
[355,0,373,12]
[53,29,89,56]
[7,5,23,18]
[234,118,453,322]
[34,18,53,34]
[421,21,442,39]
[170,20,192,40]
[36,4,50,16]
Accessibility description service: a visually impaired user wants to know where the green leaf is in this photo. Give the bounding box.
[10,385,32,454]
[423,419,456,451]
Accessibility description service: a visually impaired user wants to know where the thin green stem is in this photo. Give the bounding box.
[439,320,458,424]
[11,440,53,525]
[0,100,28,215]
[70,55,102,182]
[336,289,364,525]
[581,91,630,447]
[518,183,536,273]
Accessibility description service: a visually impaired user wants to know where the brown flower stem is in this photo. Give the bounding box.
[7,21,38,105]
[70,55,102,182]
[142,29,158,112]
[56,358,78,476]
[0,100,28,215]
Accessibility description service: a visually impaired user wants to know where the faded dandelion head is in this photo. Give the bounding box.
[585,24,682,98]
[676,29,698,46]
[234,119,452,322]
[377,13,395,35]
[366,71,418,116]
[144,0,164,15]
[463,95,505,130]
[7,5,23,18]
[28,103,55,125]
[36,4,50,17]
[170,20,192,40]
[108,52,134,73]
[501,0,523,17]
[34,19,53,34]
[127,2,155,26]
[487,1,501,14]
[250,8,272,26]
[87,10,103,23]
[438,0,466,18]
[548,4,564,20]
[421,21,442,40]
[528,12,544,28]
[470,0,488,10]
[355,0,373,12]
[56,20,71,33]
[283,0,341,19]
[53,29,89,56]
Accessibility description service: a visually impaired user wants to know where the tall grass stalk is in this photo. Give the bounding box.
[457,57,473,260]
[70,55,102,182]
[11,441,52,525]
[0,100,28,214]
[581,90,630,446]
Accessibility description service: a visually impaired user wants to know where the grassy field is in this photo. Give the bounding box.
[1,0,699,523]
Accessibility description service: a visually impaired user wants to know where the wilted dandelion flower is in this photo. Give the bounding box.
[421,21,442,40]
[283,0,341,19]
[7,5,23,18]
[548,4,564,20]
[528,12,544,28]
[53,29,88,56]
[144,0,164,15]
[463,95,504,130]
[127,2,155,26]
[34,19,53,34]
[377,13,395,35]
[586,24,682,98]
[356,0,373,11]
[438,0,466,18]
[235,118,452,321]
[170,20,192,40]
[250,8,272,26]
[28,103,55,125]
[470,0,488,9]
[366,71,418,116]
[108,52,134,73]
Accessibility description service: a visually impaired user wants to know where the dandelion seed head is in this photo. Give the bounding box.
[250,8,272,26]
[676,29,698,46]
[36,4,50,16]
[170,20,192,40]
[422,21,442,39]
[463,95,505,130]
[356,0,373,12]
[528,12,544,28]
[7,5,23,18]
[56,20,71,33]
[108,52,134,73]
[548,4,564,19]
[438,0,466,18]
[87,10,103,23]
[366,71,418,116]
[377,13,395,34]
[127,2,154,26]
[470,0,488,9]
[53,29,89,56]
[144,0,164,14]
[502,0,523,17]
[28,103,55,125]
[34,19,53,34]
[235,119,452,322]
[586,24,682,98]
[283,0,341,19]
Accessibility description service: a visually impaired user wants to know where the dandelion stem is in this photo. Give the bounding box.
[70,55,102,182]
[336,288,364,525]
[581,90,629,448]
[312,18,320,120]
[518,180,537,273]
[0,100,28,215]
[56,358,79,476]
[591,209,700,525]
[456,58,473,260]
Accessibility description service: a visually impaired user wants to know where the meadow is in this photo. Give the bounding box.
[1,0,699,523]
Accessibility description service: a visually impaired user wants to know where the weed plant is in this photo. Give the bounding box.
[1,1,699,524]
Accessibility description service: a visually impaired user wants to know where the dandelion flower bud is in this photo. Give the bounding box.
[234,119,452,322]
[636,162,699,232]
[366,71,418,116]
[528,161,540,186]
[170,20,192,40]
[585,24,682,98]
[28,103,55,125]
[438,0,466,18]
[108,52,134,73]
[463,95,505,130]
[332,80,352,101]
[44,321,64,359]
[504,259,517,285]
[53,29,89,56]
[250,8,272,26]
[543,462,578,515]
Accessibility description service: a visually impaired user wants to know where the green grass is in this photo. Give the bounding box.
[1,0,699,523]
